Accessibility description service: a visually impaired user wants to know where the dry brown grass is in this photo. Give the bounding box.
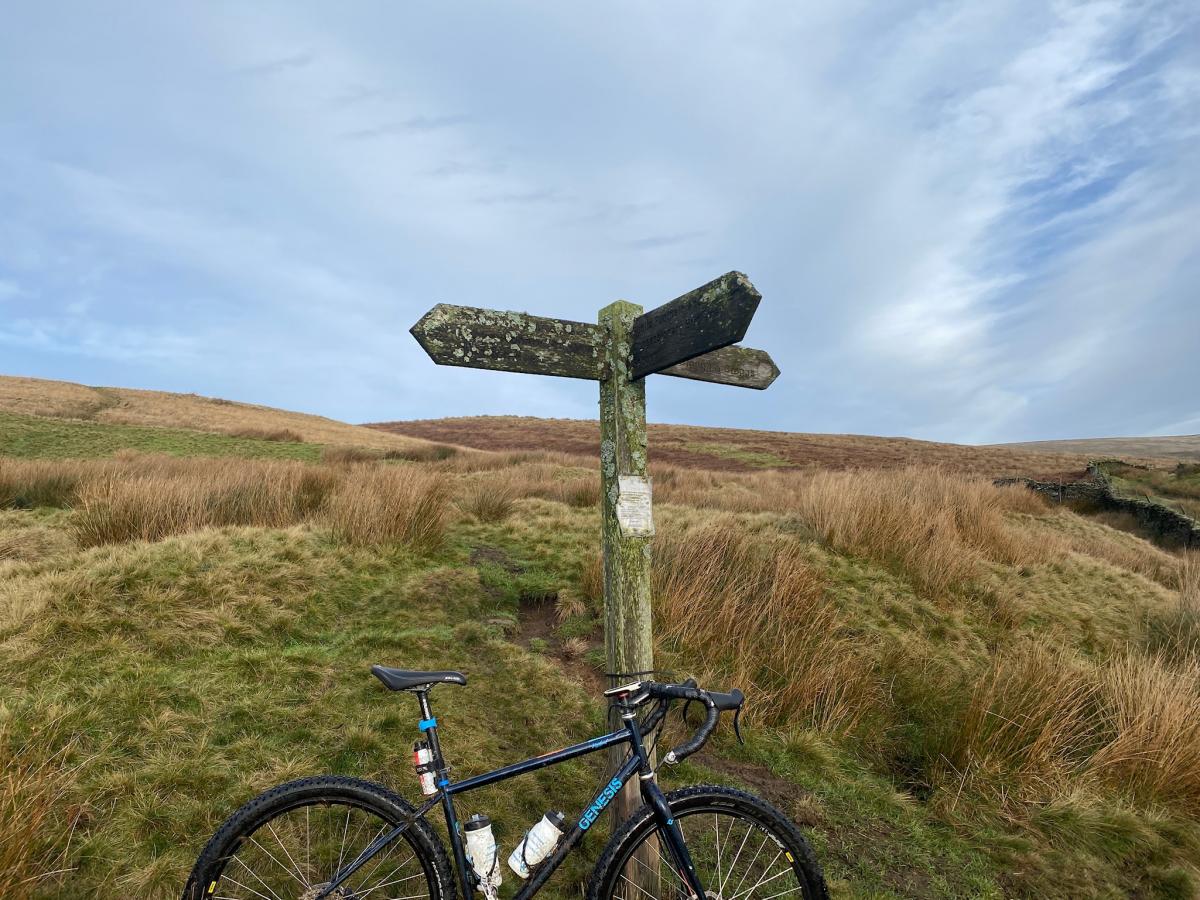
[324,465,450,551]
[0,720,84,899]
[653,520,881,735]
[788,468,1061,595]
[936,641,1200,817]
[225,426,303,443]
[1048,510,1182,589]
[456,476,517,523]
[320,445,381,465]
[0,374,431,452]
[937,644,1102,810]
[3,455,454,553]
[0,458,80,509]
[372,415,1123,476]
[1143,552,1200,662]
[1090,654,1200,813]
[579,550,604,606]
[71,463,335,546]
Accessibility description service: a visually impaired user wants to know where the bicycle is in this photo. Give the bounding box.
[183,665,829,900]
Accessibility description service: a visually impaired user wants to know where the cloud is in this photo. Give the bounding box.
[0,278,26,301]
[0,0,1194,438]
[342,114,471,140]
[623,232,706,251]
[235,50,316,77]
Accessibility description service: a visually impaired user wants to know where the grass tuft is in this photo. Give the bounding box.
[653,519,881,735]
[457,477,517,523]
[325,465,450,550]
[0,718,85,900]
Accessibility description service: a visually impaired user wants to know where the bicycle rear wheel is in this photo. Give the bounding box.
[588,785,828,900]
[183,775,453,900]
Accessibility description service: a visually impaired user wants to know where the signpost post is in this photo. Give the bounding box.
[411,271,779,825]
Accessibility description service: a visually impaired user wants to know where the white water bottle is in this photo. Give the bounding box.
[464,814,502,894]
[508,811,565,879]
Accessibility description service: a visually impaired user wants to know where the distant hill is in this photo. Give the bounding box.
[367,415,1120,479]
[996,434,1200,461]
[0,374,430,452]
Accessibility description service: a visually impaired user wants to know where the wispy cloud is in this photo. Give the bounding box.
[341,114,471,140]
[0,1,1194,438]
[623,231,705,251]
[235,50,316,77]
[0,278,26,301]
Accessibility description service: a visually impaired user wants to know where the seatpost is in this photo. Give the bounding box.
[415,689,474,900]
[415,690,446,774]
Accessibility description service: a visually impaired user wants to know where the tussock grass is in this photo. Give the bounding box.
[653,520,881,735]
[3,456,452,553]
[225,426,303,443]
[0,719,84,900]
[71,463,338,546]
[788,468,1060,595]
[320,445,381,465]
[1091,653,1200,814]
[1144,552,1200,662]
[325,465,450,550]
[457,476,517,523]
[934,641,1200,818]
[936,644,1103,811]
[382,443,459,463]
[0,458,80,508]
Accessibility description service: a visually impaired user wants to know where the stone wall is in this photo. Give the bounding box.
[997,464,1200,549]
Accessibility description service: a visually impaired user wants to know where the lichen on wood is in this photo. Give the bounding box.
[410,304,604,380]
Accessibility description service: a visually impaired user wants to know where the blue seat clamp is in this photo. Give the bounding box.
[418,717,437,731]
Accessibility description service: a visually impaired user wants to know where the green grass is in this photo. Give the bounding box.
[683,441,793,468]
[0,411,321,461]
[4,427,1200,898]
[0,523,611,898]
[1102,462,1200,521]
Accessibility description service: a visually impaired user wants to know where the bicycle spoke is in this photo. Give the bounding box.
[722,819,753,896]
[228,852,289,900]
[611,806,808,900]
[726,849,786,900]
[266,820,309,886]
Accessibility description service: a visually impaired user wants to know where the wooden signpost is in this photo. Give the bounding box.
[411,271,779,822]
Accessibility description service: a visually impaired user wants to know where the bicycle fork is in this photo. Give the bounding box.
[627,713,708,899]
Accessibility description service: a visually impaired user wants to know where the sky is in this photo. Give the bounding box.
[1,1,1197,444]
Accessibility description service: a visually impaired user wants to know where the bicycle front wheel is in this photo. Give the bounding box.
[183,775,453,900]
[588,785,828,900]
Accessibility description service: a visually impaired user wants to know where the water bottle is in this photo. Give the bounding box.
[464,814,502,894]
[508,811,565,879]
[413,741,437,796]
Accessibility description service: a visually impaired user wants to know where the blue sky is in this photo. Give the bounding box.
[1,1,1197,443]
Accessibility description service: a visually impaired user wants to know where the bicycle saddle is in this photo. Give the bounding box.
[371,665,467,692]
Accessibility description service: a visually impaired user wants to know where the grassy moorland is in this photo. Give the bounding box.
[2,405,1199,899]
[369,415,1112,477]
[0,375,430,453]
[1000,435,1200,463]
[1101,461,1200,521]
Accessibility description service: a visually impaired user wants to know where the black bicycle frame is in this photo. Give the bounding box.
[316,691,705,900]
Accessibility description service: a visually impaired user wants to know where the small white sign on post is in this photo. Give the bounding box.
[616,475,654,537]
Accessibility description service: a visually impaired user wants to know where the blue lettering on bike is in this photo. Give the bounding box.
[578,778,623,831]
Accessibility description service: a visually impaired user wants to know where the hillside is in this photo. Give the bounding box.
[0,374,431,452]
[998,434,1200,461]
[3,386,1200,899]
[370,415,1110,478]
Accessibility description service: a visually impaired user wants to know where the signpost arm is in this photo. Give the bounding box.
[598,300,655,825]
